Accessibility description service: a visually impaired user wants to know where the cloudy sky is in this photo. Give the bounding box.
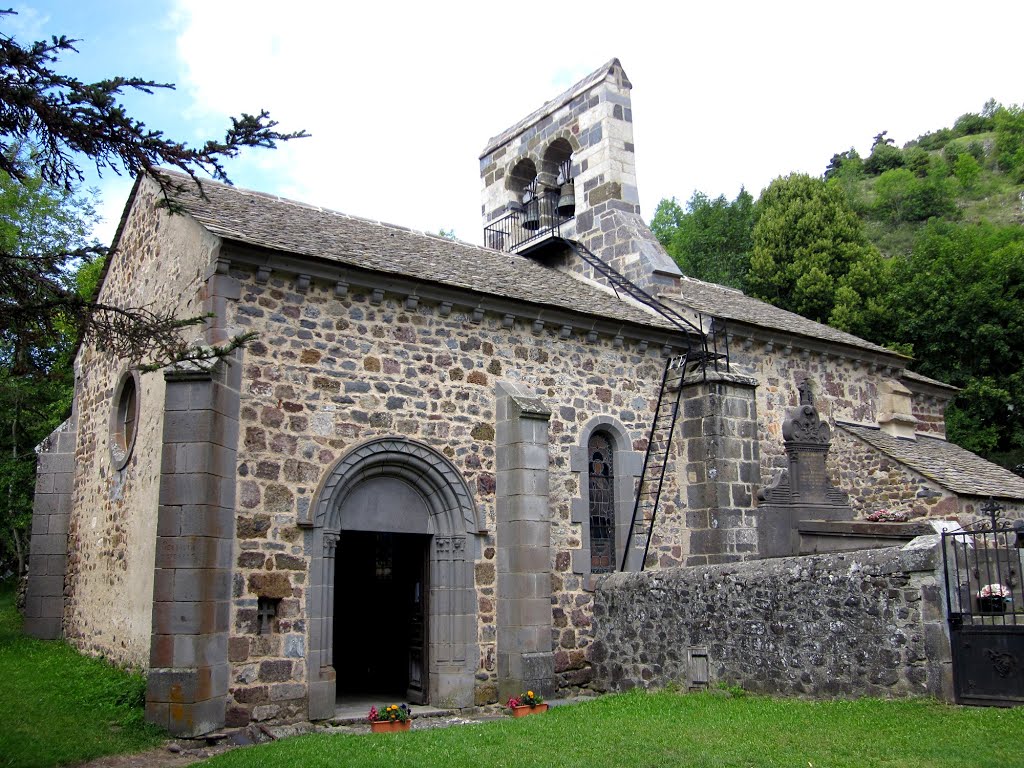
[10,1,1024,246]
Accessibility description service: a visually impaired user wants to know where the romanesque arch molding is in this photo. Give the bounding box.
[309,436,485,535]
[305,437,482,718]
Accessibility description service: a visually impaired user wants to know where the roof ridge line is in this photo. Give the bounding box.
[158,168,496,254]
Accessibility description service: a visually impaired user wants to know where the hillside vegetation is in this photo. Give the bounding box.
[651,101,1024,471]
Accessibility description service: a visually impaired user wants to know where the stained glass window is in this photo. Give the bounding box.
[588,432,615,573]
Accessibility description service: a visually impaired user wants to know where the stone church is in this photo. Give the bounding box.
[23,59,1024,735]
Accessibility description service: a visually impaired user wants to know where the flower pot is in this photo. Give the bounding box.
[511,703,548,718]
[977,596,1006,614]
[370,719,412,733]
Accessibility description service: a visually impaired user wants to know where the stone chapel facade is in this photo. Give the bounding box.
[23,59,1024,736]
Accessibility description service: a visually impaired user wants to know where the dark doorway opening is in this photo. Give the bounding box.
[334,531,430,703]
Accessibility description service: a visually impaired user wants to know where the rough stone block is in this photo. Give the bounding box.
[32,574,65,597]
[47,513,69,535]
[23,615,62,640]
[258,660,294,683]
[33,471,54,499]
[497,519,552,549]
[923,623,951,663]
[269,683,306,701]
[501,495,550,523]
[152,599,230,636]
[501,545,550,573]
[145,701,170,731]
[155,536,232,570]
[148,668,199,703]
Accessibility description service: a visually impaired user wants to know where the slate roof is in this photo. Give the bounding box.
[661,277,901,357]
[481,59,629,156]
[837,422,1024,499]
[901,369,958,392]
[154,171,678,333]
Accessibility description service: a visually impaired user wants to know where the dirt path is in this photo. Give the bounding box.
[71,741,237,768]
[72,715,493,768]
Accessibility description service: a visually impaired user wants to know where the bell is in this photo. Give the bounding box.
[522,198,540,230]
[556,181,575,217]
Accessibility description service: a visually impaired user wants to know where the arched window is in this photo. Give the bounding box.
[506,158,538,207]
[571,417,642,588]
[588,432,615,573]
[541,138,575,218]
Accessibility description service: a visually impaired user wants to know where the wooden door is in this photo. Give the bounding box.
[405,538,428,703]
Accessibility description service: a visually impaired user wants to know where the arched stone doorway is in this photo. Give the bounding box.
[304,437,485,719]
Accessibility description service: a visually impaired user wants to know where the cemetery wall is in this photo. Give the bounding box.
[590,538,953,700]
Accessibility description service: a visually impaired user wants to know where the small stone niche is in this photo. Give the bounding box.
[257,596,281,635]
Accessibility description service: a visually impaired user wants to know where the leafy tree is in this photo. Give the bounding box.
[823,150,869,215]
[0,163,94,576]
[943,141,978,168]
[650,197,685,247]
[863,131,905,175]
[0,12,307,369]
[651,189,754,289]
[901,146,931,177]
[913,128,954,152]
[873,166,957,223]
[952,111,993,136]
[878,221,1024,461]
[994,104,1024,182]
[823,148,862,181]
[953,152,981,190]
[747,174,885,329]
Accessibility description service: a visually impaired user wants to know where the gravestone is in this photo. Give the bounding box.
[757,381,852,557]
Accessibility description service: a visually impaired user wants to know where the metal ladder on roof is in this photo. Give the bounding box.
[563,240,729,571]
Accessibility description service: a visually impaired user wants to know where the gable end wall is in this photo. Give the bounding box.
[61,177,221,667]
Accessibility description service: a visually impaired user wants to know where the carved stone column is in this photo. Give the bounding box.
[307,531,338,721]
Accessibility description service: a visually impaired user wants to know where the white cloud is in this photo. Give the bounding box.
[167,0,1024,243]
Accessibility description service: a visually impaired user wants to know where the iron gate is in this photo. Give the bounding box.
[942,500,1024,706]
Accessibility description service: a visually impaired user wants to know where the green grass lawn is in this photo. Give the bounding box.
[0,583,163,768]
[197,690,1024,768]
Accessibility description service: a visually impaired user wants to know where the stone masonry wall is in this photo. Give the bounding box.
[24,418,77,639]
[829,429,957,519]
[590,538,952,700]
[678,374,761,568]
[829,429,1024,524]
[910,390,948,437]
[726,342,928,509]
[480,63,639,232]
[62,178,220,667]
[479,60,680,295]
[223,264,690,720]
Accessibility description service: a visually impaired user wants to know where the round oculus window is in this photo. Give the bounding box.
[110,370,140,469]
